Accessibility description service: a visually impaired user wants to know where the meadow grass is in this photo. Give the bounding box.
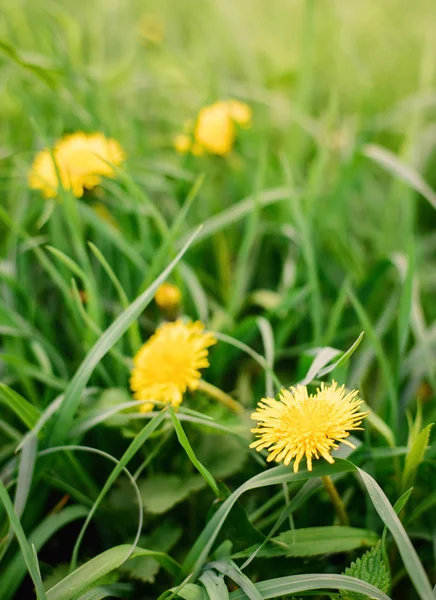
[1,0,436,598]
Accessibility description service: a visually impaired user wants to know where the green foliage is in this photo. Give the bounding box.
[1,0,436,598]
[340,543,391,600]
[139,474,205,515]
[121,522,182,583]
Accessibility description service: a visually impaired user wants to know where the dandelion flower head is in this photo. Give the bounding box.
[250,381,368,473]
[130,320,217,412]
[29,132,125,199]
[174,99,252,156]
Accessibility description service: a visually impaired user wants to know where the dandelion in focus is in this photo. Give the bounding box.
[29,132,125,199]
[174,99,252,156]
[130,320,216,412]
[250,381,368,473]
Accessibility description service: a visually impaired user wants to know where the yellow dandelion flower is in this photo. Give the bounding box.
[130,320,217,412]
[250,381,368,473]
[155,283,181,310]
[223,99,252,128]
[194,102,235,156]
[29,132,125,199]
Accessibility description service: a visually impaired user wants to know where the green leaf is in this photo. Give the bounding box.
[340,542,391,600]
[401,423,433,492]
[120,521,182,583]
[46,545,180,600]
[210,482,264,547]
[196,433,248,480]
[236,527,379,559]
[139,474,205,515]
[0,383,40,429]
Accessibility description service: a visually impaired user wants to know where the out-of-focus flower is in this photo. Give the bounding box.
[250,381,368,473]
[130,320,217,412]
[29,132,125,199]
[154,282,182,319]
[194,103,236,156]
[139,14,165,45]
[224,99,252,128]
[174,99,252,156]
[173,133,192,155]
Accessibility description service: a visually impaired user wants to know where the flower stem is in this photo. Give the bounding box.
[197,380,244,414]
[321,475,349,526]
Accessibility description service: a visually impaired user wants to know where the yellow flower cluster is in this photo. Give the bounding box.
[130,319,217,412]
[174,100,252,157]
[29,132,125,199]
[250,381,368,473]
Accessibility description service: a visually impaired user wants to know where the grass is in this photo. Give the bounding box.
[1,0,436,598]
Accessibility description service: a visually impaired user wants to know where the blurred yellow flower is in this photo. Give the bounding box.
[194,103,236,156]
[29,132,125,199]
[250,381,368,473]
[224,99,252,128]
[130,320,217,412]
[174,99,252,156]
[173,133,191,155]
[154,282,182,311]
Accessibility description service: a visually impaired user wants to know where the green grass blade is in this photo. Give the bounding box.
[199,570,229,600]
[401,423,433,492]
[358,467,434,600]
[66,411,165,569]
[256,317,275,397]
[397,241,415,358]
[168,405,219,496]
[228,573,392,599]
[87,241,142,353]
[1,505,88,600]
[207,561,263,600]
[75,585,131,600]
[363,143,436,210]
[0,479,47,600]
[46,226,202,447]
[46,545,180,600]
[0,383,40,429]
[179,460,356,580]
[347,286,397,425]
[179,188,292,249]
